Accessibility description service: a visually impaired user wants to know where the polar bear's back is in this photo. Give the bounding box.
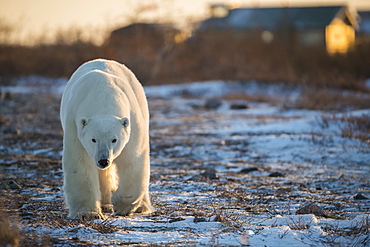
[68,59,147,112]
[61,59,149,126]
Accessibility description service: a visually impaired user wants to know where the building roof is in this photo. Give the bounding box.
[111,23,179,36]
[199,6,357,31]
[358,11,370,33]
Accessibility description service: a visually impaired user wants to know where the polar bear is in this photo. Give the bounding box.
[60,59,152,219]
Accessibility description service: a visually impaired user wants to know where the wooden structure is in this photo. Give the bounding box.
[199,5,358,54]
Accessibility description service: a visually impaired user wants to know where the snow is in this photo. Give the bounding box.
[1,78,369,246]
[145,80,301,100]
[1,76,67,95]
[366,78,370,90]
[261,214,319,226]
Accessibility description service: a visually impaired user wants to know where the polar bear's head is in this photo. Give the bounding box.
[77,115,130,170]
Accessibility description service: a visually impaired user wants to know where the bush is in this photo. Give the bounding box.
[156,30,369,90]
[0,42,102,78]
[1,23,369,91]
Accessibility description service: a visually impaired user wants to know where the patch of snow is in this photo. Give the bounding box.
[261,214,319,226]
[365,78,370,89]
[1,76,67,95]
[3,79,369,246]
[145,80,301,100]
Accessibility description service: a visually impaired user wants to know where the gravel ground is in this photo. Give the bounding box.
[0,81,369,246]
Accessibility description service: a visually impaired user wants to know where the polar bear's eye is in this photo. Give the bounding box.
[112,139,117,143]
[92,139,96,143]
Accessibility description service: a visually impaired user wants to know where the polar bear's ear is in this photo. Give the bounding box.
[120,117,129,128]
[80,117,90,127]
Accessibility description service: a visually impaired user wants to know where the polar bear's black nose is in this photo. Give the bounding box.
[98,159,109,168]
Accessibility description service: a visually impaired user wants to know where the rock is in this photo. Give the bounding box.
[193,216,207,223]
[296,203,326,217]
[190,103,202,110]
[3,127,20,135]
[239,167,259,174]
[204,99,222,110]
[0,116,7,126]
[268,172,285,177]
[5,92,13,100]
[354,193,368,200]
[230,103,248,110]
[169,217,185,223]
[0,91,13,100]
[200,168,218,180]
[0,179,22,190]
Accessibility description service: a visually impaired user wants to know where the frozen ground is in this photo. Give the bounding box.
[0,79,369,246]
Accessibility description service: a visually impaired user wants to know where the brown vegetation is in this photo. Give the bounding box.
[291,88,370,111]
[1,24,370,91]
[0,212,19,247]
[103,23,180,84]
[165,30,370,89]
[319,113,370,143]
[0,42,101,79]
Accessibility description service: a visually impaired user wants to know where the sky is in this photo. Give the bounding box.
[1,0,370,44]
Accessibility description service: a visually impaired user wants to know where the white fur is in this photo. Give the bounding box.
[60,59,151,219]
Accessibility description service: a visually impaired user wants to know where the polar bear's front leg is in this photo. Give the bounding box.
[63,162,103,219]
[62,136,104,219]
[112,154,152,216]
[99,165,117,214]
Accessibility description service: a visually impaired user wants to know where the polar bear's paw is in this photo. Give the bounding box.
[71,211,106,221]
[113,200,152,216]
[113,205,133,216]
[134,201,153,215]
[101,204,114,214]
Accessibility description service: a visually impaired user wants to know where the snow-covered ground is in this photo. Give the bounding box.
[0,79,369,246]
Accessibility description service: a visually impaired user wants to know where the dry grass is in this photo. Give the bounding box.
[1,23,370,90]
[0,211,19,247]
[153,30,370,89]
[313,113,370,149]
[0,42,101,78]
[321,216,370,246]
[340,115,370,142]
[319,114,370,143]
[290,88,370,111]
[222,92,284,105]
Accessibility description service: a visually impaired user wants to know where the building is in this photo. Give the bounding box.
[357,11,370,41]
[198,5,358,54]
